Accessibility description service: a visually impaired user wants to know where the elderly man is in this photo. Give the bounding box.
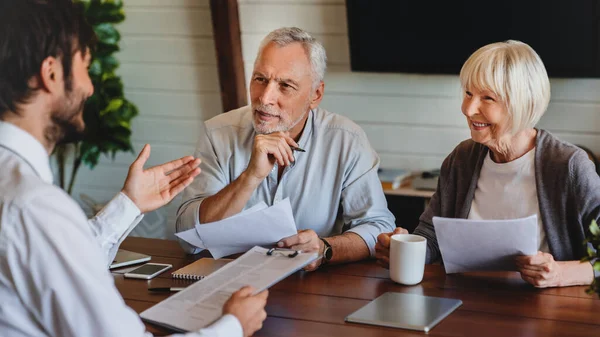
[176,27,395,270]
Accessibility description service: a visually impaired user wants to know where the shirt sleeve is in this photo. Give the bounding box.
[148,315,243,337]
[87,192,144,267]
[340,133,396,256]
[8,189,243,337]
[413,150,456,264]
[176,123,229,254]
[10,191,150,337]
[413,178,443,264]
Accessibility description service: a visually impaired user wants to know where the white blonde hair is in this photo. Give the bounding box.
[459,40,551,134]
[256,27,327,88]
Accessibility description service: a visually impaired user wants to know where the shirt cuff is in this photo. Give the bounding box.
[96,192,142,234]
[198,314,243,337]
[177,198,204,232]
[176,200,204,254]
[346,225,378,257]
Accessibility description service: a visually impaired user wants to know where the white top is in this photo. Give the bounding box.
[468,148,549,252]
[0,121,242,337]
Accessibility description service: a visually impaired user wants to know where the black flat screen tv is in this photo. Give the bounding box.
[346,0,600,77]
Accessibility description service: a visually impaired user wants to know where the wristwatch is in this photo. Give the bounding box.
[320,238,333,265]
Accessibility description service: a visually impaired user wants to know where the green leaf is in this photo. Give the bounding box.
[117,120,130,129]
[110,0,124,7]
[103,78,124,97]
[94,23,120,45]
[100,99,124,117]
[88,59,102,78]
[594,261,600,272]
[100,55,119,73]
[587,245,596,258]
[80,145,101,169]
[95,9,125,25]
[119,100,139,120]
[95,42,120,58]
[84,1,125,25]
[590,220,600,237]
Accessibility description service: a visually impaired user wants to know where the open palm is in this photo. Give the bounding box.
[121,144,201,213]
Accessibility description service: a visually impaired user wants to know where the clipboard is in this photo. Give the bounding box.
[140,246,319,332]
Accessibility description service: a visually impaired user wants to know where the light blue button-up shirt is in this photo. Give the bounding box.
[176,106,395,255]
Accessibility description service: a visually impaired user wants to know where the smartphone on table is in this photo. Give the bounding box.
[124,263,172,280]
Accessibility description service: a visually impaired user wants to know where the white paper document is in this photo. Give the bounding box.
[175,199,298,259]
[140,246,319,332]
[175,202,270,249]
[432,215,538,273]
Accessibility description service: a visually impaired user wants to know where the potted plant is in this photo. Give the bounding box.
[55,0,138,194]
[582,220,600,297]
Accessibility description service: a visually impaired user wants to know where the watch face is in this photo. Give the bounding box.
[324,247,333,261]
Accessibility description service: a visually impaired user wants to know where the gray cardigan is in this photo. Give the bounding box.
[414,129,600,278]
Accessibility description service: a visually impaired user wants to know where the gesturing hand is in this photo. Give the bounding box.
[246,132,299,182]
[121,144,201,213]
[374,227,409,269]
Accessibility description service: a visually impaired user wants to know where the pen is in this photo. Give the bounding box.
[148,287,186,292]
[290,146,305,152]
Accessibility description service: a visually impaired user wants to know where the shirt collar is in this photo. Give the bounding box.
[296,108,314,151]
[0,121,54,183]
[286,109,313,169]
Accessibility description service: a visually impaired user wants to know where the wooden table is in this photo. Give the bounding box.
[117,237,600,337]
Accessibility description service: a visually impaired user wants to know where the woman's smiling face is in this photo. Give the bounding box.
[461,86,511,146]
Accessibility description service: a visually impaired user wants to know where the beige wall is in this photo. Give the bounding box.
[74,0,600,238]
[73,0,220,239]
[239,0,600,171]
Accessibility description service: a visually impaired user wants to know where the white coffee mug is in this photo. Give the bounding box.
[389,234,427,285]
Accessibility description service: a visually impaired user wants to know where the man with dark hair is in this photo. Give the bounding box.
[0,1,267,336]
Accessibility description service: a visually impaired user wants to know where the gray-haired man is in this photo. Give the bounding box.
[176,27,395,271]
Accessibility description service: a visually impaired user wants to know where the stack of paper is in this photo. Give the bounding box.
[432,215,538,273]
[175,199,298,259]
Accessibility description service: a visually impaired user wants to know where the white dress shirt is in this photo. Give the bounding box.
[0,121,242,337]
[468,148,549,252]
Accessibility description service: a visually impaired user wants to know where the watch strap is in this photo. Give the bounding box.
[320,238,332,264]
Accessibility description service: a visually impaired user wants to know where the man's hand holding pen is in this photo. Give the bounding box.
[245,131,304,183]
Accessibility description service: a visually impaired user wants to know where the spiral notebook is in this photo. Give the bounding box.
[171,258,233,280]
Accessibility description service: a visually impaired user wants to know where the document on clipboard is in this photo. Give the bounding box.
[140,246,319,332]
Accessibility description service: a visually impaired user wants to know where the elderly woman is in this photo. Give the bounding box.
[376,40,600,288]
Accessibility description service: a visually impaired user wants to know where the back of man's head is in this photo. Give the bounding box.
[0,0,95,117]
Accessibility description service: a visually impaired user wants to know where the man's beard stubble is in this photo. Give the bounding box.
[45,91,87,146]
[251,102,310,135]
